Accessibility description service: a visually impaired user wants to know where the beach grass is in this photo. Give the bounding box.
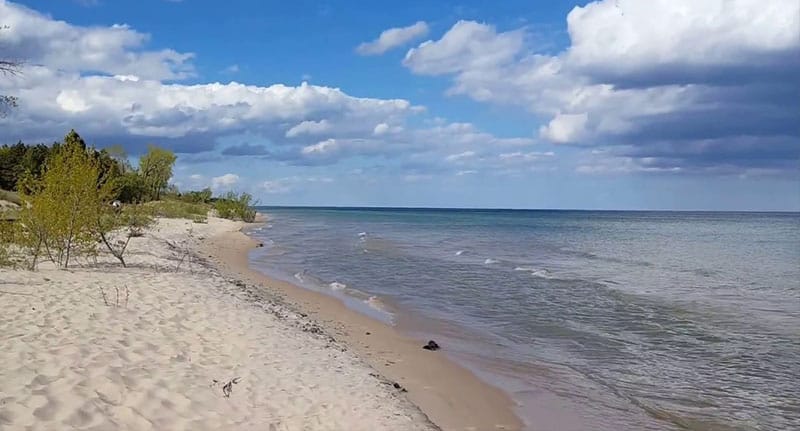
[144,199,210,221]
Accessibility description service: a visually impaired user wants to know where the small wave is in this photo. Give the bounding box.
[455,250,465,256]
[484,258,499,265]
[358,232,367,237]
[293,272,304,282]
[514,266,555,279]
[364,295,385,311]
[329,282,347,291]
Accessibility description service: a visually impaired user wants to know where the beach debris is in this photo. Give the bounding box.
[392,382,407,392]
[257,242,264,247]
[221,377,241,398]
[422,340,440,351]
[365,331,371,335]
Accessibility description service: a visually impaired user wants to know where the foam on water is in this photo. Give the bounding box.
[329,281,347,291]
[484,258,499,265]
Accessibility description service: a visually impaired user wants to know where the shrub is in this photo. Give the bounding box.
[95,203,155,267]
[0,220,16,267]
[214,191,256,222]
[18,142,116,269]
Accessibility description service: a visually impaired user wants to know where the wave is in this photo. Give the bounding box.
[455,250,465,256]
[364,295,386,312]
[514,266,555,279]
[329,282,347,291]
[484,258,499,265]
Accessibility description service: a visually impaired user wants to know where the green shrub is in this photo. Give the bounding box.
[214,191,256,222]
[0,220,16,267]
[181,188,213,204]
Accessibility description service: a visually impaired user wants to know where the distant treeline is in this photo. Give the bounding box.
[0,129,183,203]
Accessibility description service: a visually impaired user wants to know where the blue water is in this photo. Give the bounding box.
[247,208,800,431]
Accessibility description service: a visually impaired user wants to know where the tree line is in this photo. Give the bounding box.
[0,130,177,203]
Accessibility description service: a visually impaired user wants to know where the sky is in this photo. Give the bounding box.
[0,0,798,210]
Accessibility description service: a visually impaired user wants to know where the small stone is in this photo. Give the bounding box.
[422,340,440,351]
[365,332,371,335]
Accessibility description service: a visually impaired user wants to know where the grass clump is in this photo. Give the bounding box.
[145,199,210,221]
[214,191,256,222]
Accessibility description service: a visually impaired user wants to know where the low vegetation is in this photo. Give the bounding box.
[214,191,257,222]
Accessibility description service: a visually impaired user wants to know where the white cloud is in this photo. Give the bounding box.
[211,173,240,189]
[0,1,556,180]
[261,179,292,194]
[357,21,429,55]
[539,113,588,144]
[301,138,338,155]
[285,119,333,138]
[402,1,800,173]
[1,1,194,80]
[445,150,475,162]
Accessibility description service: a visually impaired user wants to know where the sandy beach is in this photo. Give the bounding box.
[0,217,441,430]
[203,218,524,431]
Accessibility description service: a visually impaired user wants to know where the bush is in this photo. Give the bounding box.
[18,142,116,269]
[214,192,256,222]
[181,188,213,204]
[0,220,16,267]
[95,203,155,267]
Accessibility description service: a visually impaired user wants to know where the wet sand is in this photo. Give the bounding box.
[201,221,524,431]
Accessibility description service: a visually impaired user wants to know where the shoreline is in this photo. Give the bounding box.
[200,221,525,431]
[0,217,439,430]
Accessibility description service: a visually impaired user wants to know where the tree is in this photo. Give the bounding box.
[139,145,176,200]
[18,137,116,269]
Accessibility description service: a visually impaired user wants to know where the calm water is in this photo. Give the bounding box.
[247,208,800,431]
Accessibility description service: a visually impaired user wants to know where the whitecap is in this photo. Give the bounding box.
[358,232,367,237]
[329,282,347,291]
[484,258,499,265]
[455,250,465,256]
[531,269,554,279]
[293,272,304,282]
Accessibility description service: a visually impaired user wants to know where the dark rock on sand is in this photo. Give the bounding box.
[422,340,440,351]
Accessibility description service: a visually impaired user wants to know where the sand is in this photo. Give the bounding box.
[202,220,524,431]
[0,217,438,430]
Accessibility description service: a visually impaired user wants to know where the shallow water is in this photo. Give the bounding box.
[248,208,800,431]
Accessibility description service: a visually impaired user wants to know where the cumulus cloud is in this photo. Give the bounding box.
[1,1,194,80]
[403,0,800,174]
[285,119,332,137]
[301,138,338,155]
[0,1,550,182]
[357,21,429,55]
[211,173,240,189]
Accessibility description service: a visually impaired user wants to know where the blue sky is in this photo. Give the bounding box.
[1,0,798,210]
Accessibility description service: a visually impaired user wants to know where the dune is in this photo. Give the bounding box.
[0,217,437,430]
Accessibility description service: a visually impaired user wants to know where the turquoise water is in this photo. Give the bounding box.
[247,208,800,431]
